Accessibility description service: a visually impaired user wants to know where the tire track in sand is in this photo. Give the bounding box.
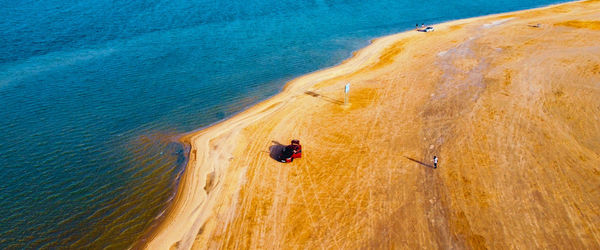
[418,22,504,248]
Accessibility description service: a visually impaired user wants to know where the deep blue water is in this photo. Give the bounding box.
[0,0,565,248]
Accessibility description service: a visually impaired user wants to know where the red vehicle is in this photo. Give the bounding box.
[280,139,302,163]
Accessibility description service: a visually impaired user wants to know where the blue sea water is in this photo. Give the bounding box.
[0,0,565,248]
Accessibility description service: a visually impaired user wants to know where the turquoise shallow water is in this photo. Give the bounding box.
[0,0,565,248]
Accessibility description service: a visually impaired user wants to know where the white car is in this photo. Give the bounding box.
[424,26,434,32]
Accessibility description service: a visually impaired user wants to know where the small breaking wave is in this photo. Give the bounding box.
[0,47,116,90]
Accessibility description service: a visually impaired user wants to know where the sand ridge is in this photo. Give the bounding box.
[145,1,600,248]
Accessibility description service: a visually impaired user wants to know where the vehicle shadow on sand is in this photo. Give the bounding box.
[269,141,286,162]
[404,156,435,169]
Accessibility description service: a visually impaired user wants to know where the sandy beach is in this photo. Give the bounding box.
[145,0,600,248]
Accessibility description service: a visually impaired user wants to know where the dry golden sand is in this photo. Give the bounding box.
[145,1,600,249]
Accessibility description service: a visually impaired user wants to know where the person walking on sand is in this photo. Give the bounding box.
[433,156,438,169]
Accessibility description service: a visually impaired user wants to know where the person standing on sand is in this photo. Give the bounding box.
[433,156,438,169]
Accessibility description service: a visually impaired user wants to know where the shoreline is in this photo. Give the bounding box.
[132,138,190,249]
[144,24,421,249]
[143,0,598,248]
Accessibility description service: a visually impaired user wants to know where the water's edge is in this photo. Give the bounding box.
[138,0,579,246]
